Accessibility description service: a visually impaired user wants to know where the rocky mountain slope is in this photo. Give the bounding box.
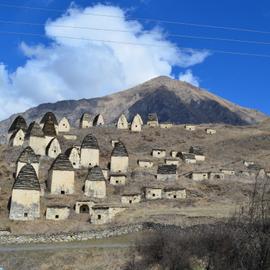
[0,76,267,137]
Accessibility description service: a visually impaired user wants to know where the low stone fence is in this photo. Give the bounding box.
[0,222,186,245]
[0,223,145,245]
[143,222,183,232]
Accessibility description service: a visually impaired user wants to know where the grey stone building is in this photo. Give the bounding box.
[16,146,40,177]
[157,165,177,181]
[147,113,159,127]
[7,115,27,141]
[84,165,106,198]
[9,164,41,220]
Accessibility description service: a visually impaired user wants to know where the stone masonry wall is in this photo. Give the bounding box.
[0,224,145,245]
[0,223,183,245]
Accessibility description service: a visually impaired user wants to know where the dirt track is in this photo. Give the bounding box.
[0,241,132,252]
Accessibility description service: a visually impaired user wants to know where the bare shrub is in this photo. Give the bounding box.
[125,176,270,270]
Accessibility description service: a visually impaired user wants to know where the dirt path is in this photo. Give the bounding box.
[0,233,140,253]
[0,241,133,252]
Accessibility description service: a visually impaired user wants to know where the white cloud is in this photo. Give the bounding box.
[0,4,209,119]
[178,69,200,87]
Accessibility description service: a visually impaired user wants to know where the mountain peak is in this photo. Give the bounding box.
[148,75,172,83]
[141,75,194,88]
[0,77,267,138]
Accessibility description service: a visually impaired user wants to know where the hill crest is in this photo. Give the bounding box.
[0,76,267,138]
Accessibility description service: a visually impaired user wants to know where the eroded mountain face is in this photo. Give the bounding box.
[0,76,266,140]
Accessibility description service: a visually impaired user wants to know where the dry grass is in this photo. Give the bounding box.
[0,246,129,270]
[0,233,143,270]
[0,124,269,234]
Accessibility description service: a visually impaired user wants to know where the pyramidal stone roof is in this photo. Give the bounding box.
[189,146,204,155]
[80,113,91,122]
[8,115,27,133]
[181,152,196,160]
[112,141,128,157]
[42,119,57,137]
[65,147,78,157]
[17,147,39,164]
[132,114,142,124]
[81,134,99,149]
[119,114,127,122]
[157,164,177,175]
[9,129,24,141]
[93,114,103,126]
[164,187,185,192]
[25,122,45,138]
[40,112,58,125]
[60,116,69,122]
[13,164,40,191]
[50,154,74,171]
[148,113,158,122]
[135,114,143,124]
[46,138,59,155]
[86,166,105,181]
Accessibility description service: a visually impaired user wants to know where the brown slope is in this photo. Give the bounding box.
[0,76,267,140]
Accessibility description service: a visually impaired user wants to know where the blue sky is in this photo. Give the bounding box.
[0,0,270,119]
